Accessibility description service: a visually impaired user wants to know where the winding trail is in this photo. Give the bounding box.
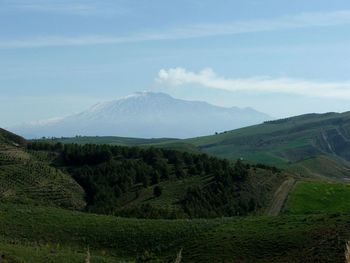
[266,178,296,216]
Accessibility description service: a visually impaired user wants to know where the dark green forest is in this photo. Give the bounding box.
[27,142,280,218]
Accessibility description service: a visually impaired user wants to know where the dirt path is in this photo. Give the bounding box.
[322,131,334,154]
[266,178,296,216]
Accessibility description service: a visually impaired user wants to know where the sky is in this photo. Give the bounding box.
[1,0,350,127]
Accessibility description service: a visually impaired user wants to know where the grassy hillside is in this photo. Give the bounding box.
[0,129,85,210]
[181,111,350,179]
[284,180,350,214]
[289,155,350,179]
[2,128,350,262]
[0,128,26,146]
[0,203,349,262]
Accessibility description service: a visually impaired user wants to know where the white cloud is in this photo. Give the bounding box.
[156,67,350,99]
[1,10,350,48]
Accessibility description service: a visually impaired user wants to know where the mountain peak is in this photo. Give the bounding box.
[10,92,271,139]
[123,91,171,99]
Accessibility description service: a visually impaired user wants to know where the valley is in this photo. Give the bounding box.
[2,115,350,261]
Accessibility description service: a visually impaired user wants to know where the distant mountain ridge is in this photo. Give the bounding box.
[10,92,271,139]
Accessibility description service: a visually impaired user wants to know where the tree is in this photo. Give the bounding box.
[153,186,162,197]
[233,159,248,181]
[151,171,160,185]
[175,164,186,179]
[141,174,150,188]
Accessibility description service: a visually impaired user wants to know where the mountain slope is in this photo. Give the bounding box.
[11,92,271,139]
[182,111,350,179]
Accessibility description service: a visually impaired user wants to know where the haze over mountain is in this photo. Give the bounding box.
[10,92,271,139]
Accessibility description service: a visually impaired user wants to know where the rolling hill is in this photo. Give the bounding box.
[183,111,350,179]
[0,128,85,209]
[0,202,349,262]
[1,129,350,262]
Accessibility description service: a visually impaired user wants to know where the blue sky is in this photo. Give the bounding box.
[1,0,350,126]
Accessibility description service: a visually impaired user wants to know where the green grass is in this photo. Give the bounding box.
[292,155,350,180]
[0,203,218,262]
[190,111,348,157]
[185,214,350,263]
[0,242,121,263]
[0,203,350,262]
[284,181,350,214]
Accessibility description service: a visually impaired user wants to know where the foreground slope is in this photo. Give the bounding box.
[10,92,270,139]
[0,202,349,262]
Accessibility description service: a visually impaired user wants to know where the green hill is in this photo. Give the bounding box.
[182,111,350,179]
[0,128,85,209]
[0,202,349,262]
[2,129,350,262]
[0,128,26,146]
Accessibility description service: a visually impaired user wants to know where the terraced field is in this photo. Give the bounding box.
[0,142,85,210]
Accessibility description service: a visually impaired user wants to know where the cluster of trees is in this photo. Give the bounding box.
[27,141,63,151]
[28,142,234,213]
[253,163,281,173]
[181,159,253,218]
[27,141,279,218]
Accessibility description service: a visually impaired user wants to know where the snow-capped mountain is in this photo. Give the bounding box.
[10,92,272,139]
